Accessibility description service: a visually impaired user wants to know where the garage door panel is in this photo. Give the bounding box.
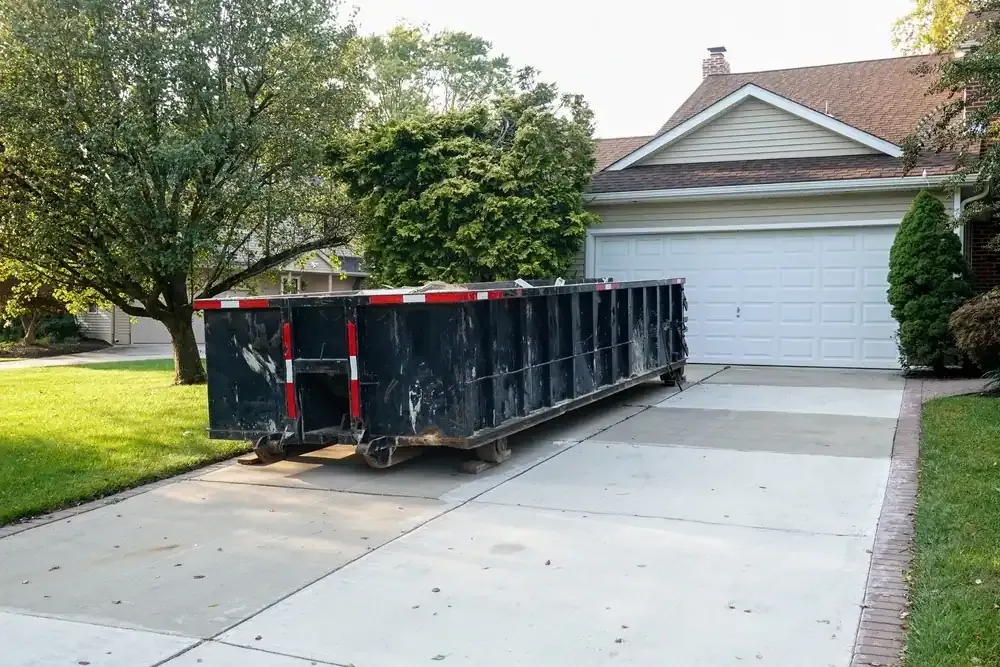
[593,225,900,369]
[779,337,816,361]
[741,337,778,360]
[862,339,898,364]
[862,231,895,251]
[739,303,777,323]
[821,268,859,288]
[820,303,858,325]
[742,269,778,288]
[820,338,859,362]
[862,303,893,325]
[634,238,663,255]
[862,268,889,288]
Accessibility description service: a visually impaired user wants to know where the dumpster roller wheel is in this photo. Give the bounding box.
[475,437,511,464]
[660,371,686,388]
[239,433,288,466]
[357,439,423,469]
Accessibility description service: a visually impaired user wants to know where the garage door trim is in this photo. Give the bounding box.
[585,218,900,278]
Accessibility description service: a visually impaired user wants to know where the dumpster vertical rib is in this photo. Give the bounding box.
[281,321,297,419]
[346,320,361,422]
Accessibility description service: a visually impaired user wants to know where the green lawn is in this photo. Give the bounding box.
[0,360,248,525]
[906,395,1000,667]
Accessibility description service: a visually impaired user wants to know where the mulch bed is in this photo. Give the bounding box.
[0,339,110,359]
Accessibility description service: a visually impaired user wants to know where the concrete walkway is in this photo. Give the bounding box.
[0,344,201,371]
[0,365,905,667]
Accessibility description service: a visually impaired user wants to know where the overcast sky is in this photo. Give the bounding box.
[352,0,918,138]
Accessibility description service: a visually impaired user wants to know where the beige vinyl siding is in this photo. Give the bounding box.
[638,99,881,165]
[585,191,939,278]
[590,192,925,232]
[567,249,586,279]
[76,309,114,344]
[113,307,131,344]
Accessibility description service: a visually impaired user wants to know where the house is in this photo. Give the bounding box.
[77,248,368,346]
[584,46,998,370]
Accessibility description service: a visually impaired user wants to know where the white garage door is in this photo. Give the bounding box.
[593,226,899,369]
[130,315,206,345]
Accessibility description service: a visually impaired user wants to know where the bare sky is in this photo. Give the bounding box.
[352,0,917,138]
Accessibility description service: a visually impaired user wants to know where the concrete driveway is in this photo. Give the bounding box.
[0,344,197,371]
[0,364,903,667]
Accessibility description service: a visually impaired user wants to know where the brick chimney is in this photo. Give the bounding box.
[702,46,731,78]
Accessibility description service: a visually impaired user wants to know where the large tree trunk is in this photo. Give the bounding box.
[166,313,205,385]
[21,314,38,346]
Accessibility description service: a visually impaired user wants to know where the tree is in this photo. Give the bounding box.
[0,0,364,383]
[900,3,1000,235]
[331,79,598,286]
[887,191,974,371]
[0,261,101,344]
[361,25,513,124]
[893,0,972,53]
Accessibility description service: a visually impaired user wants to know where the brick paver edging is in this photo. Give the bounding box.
[851,376,985,667]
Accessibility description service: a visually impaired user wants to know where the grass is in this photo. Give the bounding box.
[0,360,249,525]
[905,395,1000,667]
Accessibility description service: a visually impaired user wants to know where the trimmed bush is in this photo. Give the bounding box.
[887,190,974,372]
[950,290,1000,370]
[38,315,81,342]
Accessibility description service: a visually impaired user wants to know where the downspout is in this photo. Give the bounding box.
[957,180,992,254]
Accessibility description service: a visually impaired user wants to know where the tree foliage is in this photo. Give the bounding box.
[360,25,513,125]
[901,2,1000,243]
[950,290,1000,368]
[0,0,364,383]
[893,0,972,53]
[332,80,598,286]
[888,191,974,371]
[0,261,101,344]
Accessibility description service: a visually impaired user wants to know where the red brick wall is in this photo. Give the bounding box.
[969,221,1000,292]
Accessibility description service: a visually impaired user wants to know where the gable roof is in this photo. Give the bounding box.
[607,84,903,171]
[657,54,951,146]
[589,54,960,194]
[595,135,652,171]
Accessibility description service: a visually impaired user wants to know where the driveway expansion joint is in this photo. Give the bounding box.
[471,499,872,539]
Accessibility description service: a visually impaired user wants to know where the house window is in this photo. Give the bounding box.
[87,303,99,314]
[281,277,302,294]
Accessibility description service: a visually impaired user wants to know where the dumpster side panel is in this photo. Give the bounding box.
[359,305,474,440]
[205,309,285,434]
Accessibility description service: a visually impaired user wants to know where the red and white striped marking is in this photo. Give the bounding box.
[346,320,361,420]
[367,290,505,305]
[192,282,684,311]
[193,298,271,310]
[281,322,297,419]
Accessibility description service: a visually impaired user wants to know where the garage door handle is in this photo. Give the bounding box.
[736,306,741,318]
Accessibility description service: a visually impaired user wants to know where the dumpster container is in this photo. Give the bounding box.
[193,278,687,468]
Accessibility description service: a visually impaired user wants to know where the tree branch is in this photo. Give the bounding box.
[197,235,349,298]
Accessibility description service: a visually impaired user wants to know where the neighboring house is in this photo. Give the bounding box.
[78,249,368,346]
[585,46,998,370]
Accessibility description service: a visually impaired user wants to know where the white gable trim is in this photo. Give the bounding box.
[606,84,902,171]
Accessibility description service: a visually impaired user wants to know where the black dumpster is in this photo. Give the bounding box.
[193,278,687,468]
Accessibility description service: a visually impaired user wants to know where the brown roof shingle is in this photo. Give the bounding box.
[595,135,652,171]
[588,54,962,193]
[656,54,954,144]
[588,153,959,194]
